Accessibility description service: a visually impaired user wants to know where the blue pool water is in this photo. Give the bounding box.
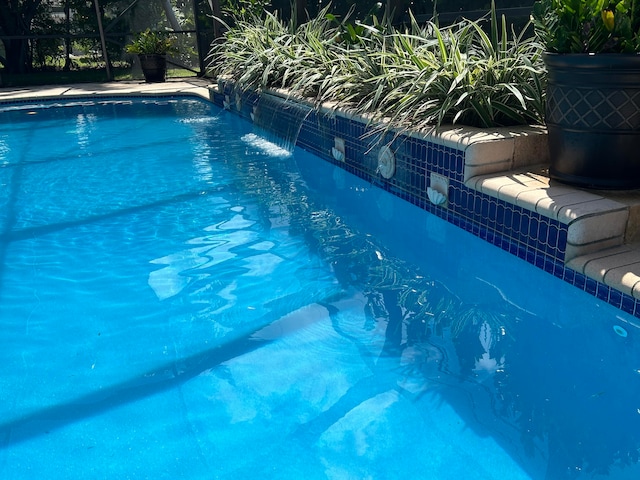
[1,97,639,480]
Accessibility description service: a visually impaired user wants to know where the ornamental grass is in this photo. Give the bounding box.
[207,3,546,130]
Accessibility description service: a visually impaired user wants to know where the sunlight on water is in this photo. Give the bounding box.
[178,116,220,124]
[148,209,264,301]
[0,136,8,164]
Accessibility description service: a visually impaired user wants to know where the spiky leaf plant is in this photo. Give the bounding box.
[207,2,545,129]
[359,9,546,130]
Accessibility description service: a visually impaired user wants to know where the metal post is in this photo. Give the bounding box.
[208,0,223,40]
[192,0,205,74]
[93,0,113,81]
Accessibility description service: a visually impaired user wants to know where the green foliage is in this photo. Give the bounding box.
[533,0,640,52]
[30,1,65,69]
[61,0,128,64]
[325,2,386,45]
[208,2,546,129]
[125,29,178,55]
[222,0,272,20]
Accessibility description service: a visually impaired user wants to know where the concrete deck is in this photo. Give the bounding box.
[3,78,640,303]
[0,78,212,103]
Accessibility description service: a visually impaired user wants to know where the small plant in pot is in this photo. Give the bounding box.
[125,29,177,83]
[533,0,640,189]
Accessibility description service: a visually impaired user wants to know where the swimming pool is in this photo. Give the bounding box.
[1,96,639,479]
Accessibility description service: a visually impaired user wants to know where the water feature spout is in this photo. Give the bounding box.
[251,93,312,154]
[428,172,449,207]
[427,187,447,206]
[331,137,345,162]
[377,146,396,179]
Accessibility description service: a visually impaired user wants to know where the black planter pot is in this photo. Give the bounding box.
[544,53,640,190]
[138,54,167,83]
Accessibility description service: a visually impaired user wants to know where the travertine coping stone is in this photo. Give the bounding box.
[469,168,631,262]
[417,125,549,182]
[596,191,640,244]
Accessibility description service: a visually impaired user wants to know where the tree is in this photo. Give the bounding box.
[31,1,66,70]
[0,0,45,74]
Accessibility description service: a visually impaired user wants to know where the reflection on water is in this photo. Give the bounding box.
[164,100,640,479]
[148,209,261,300]
[70,113,98,150]
[230,140,640,479]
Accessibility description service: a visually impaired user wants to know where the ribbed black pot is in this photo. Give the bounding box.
[544,53,640,189]
[139,54,167,83]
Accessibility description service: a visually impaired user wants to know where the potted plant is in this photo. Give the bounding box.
[125,29,177,83]
[533,0,640,189]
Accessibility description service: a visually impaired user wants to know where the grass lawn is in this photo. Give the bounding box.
[0,66,200,88]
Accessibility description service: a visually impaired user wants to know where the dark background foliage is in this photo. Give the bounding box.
[0,0,534,84]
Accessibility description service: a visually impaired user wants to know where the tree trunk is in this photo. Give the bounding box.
[0,0,43,74]
[161,0,182,31]
[208,0,223,40]
[2,38,33,75]
[63,0,72,71]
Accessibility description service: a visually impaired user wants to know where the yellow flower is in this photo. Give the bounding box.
[602,10,615,31]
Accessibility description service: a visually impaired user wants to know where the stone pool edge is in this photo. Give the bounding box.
[0,79,212,104]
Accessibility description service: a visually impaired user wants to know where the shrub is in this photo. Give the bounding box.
[533,0,640,53]
[125,29,178,55]
[207,2,546,129]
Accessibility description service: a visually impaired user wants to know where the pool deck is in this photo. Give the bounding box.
[3,78,640,303]
[0,78,212,103]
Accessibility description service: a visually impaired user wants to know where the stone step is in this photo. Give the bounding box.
[467,166,640,300]
[566,244,640,299]
[466,166,640,261]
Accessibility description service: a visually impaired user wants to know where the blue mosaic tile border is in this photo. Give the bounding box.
[0,93,200,109]
[294,107,569,261]
[211,86,640,319]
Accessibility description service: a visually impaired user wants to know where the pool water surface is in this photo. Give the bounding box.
[0,98,639,479]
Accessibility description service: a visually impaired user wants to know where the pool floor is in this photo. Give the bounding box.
[0,94,639,479]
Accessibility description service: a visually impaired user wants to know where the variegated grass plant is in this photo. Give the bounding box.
[207,3,546,130]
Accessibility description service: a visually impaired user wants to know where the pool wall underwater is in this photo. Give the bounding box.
[211,83,640,319]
